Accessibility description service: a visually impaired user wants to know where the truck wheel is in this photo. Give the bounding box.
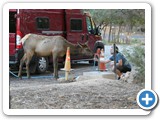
[36,57,48,73]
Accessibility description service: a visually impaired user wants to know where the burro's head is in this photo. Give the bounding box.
[78,41,93,57]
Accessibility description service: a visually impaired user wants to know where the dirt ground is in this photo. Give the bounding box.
[9,63,144,109]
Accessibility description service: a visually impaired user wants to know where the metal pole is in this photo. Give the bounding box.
[113,44,117,80]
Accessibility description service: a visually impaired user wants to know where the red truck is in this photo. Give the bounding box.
[9,9,104,73]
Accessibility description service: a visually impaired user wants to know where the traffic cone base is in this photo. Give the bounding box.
[99,63,106,71]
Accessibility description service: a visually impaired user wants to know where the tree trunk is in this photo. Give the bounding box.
[103,27,107,40]
[108,23,112,43]
[117,25,122,43]
[125,25,132,44]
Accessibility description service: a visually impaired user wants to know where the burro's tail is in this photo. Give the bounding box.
[20,34,31,45]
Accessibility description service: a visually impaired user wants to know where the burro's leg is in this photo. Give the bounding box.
[25,52,34,79]
[18,54,27,79]
[52,54,59,79]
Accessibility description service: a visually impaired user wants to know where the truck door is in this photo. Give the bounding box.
[85,16,98,52]
[66,12,87,45]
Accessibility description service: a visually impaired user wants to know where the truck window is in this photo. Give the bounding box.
[70,19,82,31]
[36,17,49,30]
[86,17,96,34]
[9,12,16,33]
[90,18,96,33]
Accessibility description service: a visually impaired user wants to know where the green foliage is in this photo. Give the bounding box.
[102,39,119,45]
[123,45,145,83]
[84,9,145,30]
[130,38,144,45]
[84,9,145,43]
[130,39,138,44]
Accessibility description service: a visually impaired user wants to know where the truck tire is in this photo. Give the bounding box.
[36,57,48,73]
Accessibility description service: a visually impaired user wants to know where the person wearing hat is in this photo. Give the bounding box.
[101,45,131,80]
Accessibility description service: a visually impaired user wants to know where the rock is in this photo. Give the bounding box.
[127,97,136,101]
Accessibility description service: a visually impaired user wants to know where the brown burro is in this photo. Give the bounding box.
[18,33,93,79]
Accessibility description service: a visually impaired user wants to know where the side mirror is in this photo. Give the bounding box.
[96,27,101,36]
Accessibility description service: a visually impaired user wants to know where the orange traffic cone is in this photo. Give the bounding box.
[99,49,106,71]
[64,47,71,80]
[64,47,71,71]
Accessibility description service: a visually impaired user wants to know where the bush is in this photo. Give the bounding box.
[131,39,138,44]
[130,38,145,45]
[123,45,145,83]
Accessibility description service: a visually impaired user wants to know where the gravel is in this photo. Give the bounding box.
[10,66,143,109]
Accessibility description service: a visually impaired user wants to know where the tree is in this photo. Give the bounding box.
[121,9,145,43]
[84,9,145,44]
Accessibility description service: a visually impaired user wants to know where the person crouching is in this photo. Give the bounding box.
[101,45,131,80]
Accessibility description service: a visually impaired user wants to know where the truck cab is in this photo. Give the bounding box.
[9,9,104,73]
